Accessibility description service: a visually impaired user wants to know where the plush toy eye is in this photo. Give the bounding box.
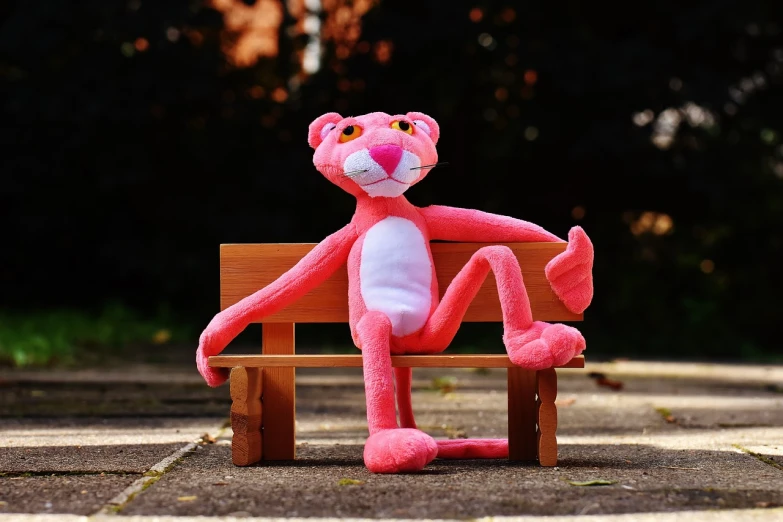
[391,121,414,134]
[339,125,362,143]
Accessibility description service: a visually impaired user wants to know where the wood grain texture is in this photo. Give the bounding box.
[220,242,582,323]
[537,368,558,466]
[260,323,296,461]
[229,367,262,466]
[209,354,585,369]
[508,367,538,461]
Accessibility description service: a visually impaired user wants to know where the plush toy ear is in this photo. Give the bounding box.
[407,112,440,144]
[308,112,343,149]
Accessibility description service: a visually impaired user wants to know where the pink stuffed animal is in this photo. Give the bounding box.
[197,111,594,473]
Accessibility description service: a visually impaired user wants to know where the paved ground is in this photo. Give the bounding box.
[1,355,782,520]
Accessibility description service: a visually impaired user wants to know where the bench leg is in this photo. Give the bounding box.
[508,367,537,461]
[261,323,296,460]
[230,367,263,466]
[537,368,558,466]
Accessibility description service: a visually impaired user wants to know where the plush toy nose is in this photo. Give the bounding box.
[369,145,403,175]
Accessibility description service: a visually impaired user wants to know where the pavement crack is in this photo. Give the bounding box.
[733,443,783,472]
[91,419,227,516]
[91,441,198,516]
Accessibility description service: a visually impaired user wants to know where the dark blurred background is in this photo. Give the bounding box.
[1,0,782,366]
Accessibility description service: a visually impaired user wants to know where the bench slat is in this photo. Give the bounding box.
[208,354,585,369]
[221,242,582,323]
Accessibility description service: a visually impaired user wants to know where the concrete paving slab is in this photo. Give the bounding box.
[2,360,781,518]
[0,418,225,473]
[742,444,783,459]
[1,418,225,447]
[120,440,783,518]
[0,443,185,474]
[294,366,782,441]
[0,474,137,515]
[584,361,783,385]
[123,509,783,521]
[0,364,202,385]
[4,509,783,521]
[0,378,228,417]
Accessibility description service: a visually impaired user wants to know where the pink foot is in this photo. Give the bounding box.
[505,321,585,369]
[363,428,438,473]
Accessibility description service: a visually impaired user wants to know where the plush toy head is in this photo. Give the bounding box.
[308,111,440,198]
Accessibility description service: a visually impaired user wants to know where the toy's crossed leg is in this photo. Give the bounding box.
[356,245,586,473]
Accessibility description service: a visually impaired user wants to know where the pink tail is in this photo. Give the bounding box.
[436,439,509,459]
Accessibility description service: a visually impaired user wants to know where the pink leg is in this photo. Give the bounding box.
[408,246,584,368]
[405,246,530,352]
[357,312,437,473]
[399,246,583,460]
[394,367,416,429]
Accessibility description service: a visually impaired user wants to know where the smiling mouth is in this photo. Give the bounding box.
[359,176,409,187]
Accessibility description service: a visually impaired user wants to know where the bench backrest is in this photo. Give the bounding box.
[220,243,582,323]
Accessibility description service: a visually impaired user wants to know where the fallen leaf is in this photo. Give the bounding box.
[212,482,228,486]
[756,501,779,508]
[178,496,197,502]
[0,501,7,507]
[80,490,88,495]
[588,372,624,391]
[431,376,458,394]
[199,433,216,444]
[555,397,577,407]
[568,479,618,486]
[337,478,364,486]
[662,466,700,470]
[654,407,677,424]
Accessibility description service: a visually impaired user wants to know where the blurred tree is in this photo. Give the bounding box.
[1,0,781,359]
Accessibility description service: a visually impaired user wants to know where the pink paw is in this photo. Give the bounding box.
[505,321,585,369]
[363,429,438,473]
[545,226,594,314]
[196,330,230,387]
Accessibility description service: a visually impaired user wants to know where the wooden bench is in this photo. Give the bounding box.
[208,242,585,467]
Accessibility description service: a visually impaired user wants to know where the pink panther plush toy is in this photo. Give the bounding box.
[197,111,594,474]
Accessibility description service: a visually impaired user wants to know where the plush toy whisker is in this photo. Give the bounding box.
[409,162,449,171]
[344,163,447,179]
[344,169,369,178]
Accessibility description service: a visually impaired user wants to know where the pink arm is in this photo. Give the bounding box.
[419,205,564,243]
[197,223,358,386]
[420,205,593,314]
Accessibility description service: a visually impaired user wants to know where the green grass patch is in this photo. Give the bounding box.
[337,478,364,486]
[0,304,193,367]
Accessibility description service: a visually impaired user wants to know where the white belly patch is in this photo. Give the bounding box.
[360,217,433,336]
